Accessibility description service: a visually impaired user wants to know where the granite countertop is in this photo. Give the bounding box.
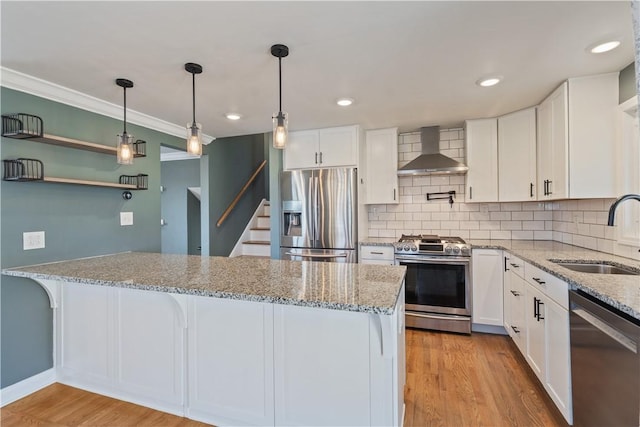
[1,252,406,315]
[360,238,396,247]
[470,240,640,320]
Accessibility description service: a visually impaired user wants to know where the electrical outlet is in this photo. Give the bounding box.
[23,231,45,250]
[120,211,133,226]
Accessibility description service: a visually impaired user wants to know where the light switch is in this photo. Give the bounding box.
[23,231,45,250]
[120,211,134,226]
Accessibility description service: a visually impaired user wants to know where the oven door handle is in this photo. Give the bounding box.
[395,256,470,265]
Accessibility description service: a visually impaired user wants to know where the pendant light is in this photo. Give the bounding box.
[116,78,134,165]
[271,44,289,149]
[185,62,203,156]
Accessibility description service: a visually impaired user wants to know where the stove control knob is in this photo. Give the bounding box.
[461,246,470,255]
[444,246,453,254]
[411,245,417,251]
[452,246,461,255]
[403,245,410,251]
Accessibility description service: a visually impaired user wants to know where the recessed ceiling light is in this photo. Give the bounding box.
[476,77,502,87]
[337,98,354,107]
[226,113,241,120]
[589,40,621,54]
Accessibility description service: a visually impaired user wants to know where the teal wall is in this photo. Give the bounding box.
[0,87,185,388]
[160,158,200,254]
[620,62,636,103]
[207,134,268,256]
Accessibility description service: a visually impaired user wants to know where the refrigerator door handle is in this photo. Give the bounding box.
[313,175,320,246]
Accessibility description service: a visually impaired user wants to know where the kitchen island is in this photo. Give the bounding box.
[2,253,407,427]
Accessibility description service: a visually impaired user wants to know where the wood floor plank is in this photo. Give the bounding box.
[3,330,568,427]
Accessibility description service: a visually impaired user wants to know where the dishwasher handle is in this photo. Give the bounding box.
[572,305,638,354]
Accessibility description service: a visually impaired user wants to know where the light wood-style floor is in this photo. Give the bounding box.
[1,329,568,427]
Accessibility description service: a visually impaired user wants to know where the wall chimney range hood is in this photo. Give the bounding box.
[397,126,468,176]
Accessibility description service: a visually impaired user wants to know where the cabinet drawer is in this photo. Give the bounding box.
[524,263,568,309]
[506,254,525,278]
[360,245,394,261]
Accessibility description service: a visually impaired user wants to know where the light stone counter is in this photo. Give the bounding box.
[470,240,640,320]
[360,238,397,247]
[2,252,406,315]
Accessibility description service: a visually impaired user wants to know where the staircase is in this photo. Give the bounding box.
[230,200,272,258]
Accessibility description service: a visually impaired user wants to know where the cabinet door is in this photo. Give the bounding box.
[471,249,503,326]
[525,284,545,381]
[274,304,371,426]
[365,128,398,204]
[548,82,568,200]
[545,297,572,423]
[509,274,527,353]
[537,97,552,199]
[503,254,512,331]
[188,297,274,426]
[284,130,319,170]
[465,118,498,202]
[318,125,358,167]
[115,288,185,407]
[498,108,537,201]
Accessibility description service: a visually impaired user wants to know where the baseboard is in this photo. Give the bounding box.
[0,368,56,407]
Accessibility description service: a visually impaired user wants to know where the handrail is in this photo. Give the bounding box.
[216,160,267,228]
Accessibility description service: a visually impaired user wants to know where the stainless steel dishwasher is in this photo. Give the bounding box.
[570,290,640,427]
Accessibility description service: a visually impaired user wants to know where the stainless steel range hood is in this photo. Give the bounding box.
[397,126,468,176]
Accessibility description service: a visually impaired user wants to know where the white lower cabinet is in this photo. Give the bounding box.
[503,257,572,424]
[187,297,274,426]
[59,284,186,415]
[56,282,404,426]
[360,244,395,265]
[472,249,504,326]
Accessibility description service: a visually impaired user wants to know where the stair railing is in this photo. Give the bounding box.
[216,160,267,228]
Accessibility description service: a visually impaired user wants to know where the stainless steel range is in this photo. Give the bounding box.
[394,234,472,334]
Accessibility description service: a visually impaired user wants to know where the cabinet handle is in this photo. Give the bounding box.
[315,152,318,164]
[510,290,521,297]
[530,182,534,198]
[547,180,552,195]
[511,325,520,334]
[510,263,520,268]
[536,299,545,321]
[319,152,323,164]
[393,189,396,201]
[504,257,509,272]
[469,186,473,199]
[543,180,549,196]
[371,251,384,255]
[532,277,546,285]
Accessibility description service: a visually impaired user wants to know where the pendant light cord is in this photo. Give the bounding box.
[123,87,127,134]
[192,72,196,124]
[278,57,282,113]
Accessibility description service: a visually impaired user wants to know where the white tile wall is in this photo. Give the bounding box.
[366,128,622,256]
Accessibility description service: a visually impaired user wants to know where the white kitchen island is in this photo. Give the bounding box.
[2,253,406,427]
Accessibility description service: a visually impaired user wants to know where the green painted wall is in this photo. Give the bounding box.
[0,87,185,388]
[160,158,200,254]
[207,134,268,256]
[620,62,636,103]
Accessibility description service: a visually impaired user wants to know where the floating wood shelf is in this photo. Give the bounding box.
[2,113,146,157]
[3,158,148,191]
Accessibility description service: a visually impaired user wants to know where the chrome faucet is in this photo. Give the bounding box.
[607,194,640,226]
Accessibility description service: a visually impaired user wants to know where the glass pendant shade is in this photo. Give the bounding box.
[187,122,202,156]
[273,112,288,149]
[117,132,134,165]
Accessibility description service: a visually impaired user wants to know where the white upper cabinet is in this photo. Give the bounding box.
[538,73,619,200]
[364,127,399,204]
[284,125,359,170]
[498,107,537,202]
[465,118,498,202]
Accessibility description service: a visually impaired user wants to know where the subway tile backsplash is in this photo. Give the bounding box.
[366,128,621,256]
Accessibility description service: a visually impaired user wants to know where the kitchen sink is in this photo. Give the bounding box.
[552,261,640,275]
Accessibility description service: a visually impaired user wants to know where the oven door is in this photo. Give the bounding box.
[395,255,471,316]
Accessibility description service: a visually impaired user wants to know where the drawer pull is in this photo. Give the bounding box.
[511,325,520,334]
[510,290,521,297]
[510,263,520,268]
[532,277,546,285]
[370,251,384,255]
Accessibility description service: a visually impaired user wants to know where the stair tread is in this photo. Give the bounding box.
[243,240,270,245]
[257,215,270,218]
[251,227,270,231]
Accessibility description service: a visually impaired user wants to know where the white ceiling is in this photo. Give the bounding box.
[1,1,634,138]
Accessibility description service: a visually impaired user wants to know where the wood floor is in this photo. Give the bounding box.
[1,329,568,427]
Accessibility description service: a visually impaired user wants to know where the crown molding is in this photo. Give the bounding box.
[1,67,214,144]
[160,151,201,162]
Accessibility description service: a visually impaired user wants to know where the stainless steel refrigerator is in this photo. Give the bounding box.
[280,168,357,263]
